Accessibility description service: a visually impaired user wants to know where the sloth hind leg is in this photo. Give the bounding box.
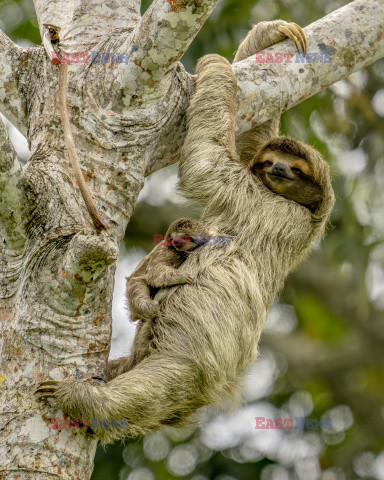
[105,320,154,379]
[51,354,204,443]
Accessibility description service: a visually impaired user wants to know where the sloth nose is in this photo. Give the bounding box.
[271,163,288,175]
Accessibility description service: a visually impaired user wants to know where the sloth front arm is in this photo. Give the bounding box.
[234,20,307,163]
[178,55,247,213]
[145,249,193,288]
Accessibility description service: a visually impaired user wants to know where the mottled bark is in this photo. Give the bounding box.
[234,0,384,134]
[0,31,27,135]
[0,0,383,478]
[115,0,220,101]
[152,0,384,172]
[0,119,26,252]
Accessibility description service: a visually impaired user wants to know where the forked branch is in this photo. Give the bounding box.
[116,0,221,101]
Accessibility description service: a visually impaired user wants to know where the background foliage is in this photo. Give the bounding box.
[2,0,384,478]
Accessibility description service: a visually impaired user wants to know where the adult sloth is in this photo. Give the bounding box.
[36,21,334,444]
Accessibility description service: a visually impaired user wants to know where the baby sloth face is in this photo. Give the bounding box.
[170,231,196,252]
[251,149,323,213]
[165,218,205,253]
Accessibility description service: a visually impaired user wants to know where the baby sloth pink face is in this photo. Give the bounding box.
[251,140,323,213]
[169,233,195,252]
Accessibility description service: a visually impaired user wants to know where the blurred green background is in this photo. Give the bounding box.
[2,0,384,478]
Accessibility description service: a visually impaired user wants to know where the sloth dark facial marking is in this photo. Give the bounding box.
[251,144,323,213]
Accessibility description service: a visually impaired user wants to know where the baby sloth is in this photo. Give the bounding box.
[126,217,205,323]
[106,217,207,379]
[36,20,335,444]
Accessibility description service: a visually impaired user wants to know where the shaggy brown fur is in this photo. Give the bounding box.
[36,21,335,444]
[126,217,206,323]
[107,217,208,378]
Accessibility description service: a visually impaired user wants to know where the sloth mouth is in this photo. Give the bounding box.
[267,173,293,181]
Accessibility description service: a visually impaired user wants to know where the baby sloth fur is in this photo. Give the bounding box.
[126,217,207,324]
[36,21,335,444]
[107,217,208,378]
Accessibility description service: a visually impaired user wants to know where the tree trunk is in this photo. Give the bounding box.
[0,0,383,478]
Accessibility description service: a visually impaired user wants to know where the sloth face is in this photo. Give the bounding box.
[166,219,203,252]
[251,150,323,212]
[170,232,196,252]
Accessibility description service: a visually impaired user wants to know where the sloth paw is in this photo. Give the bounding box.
[172,273,195,285]
[277,22,307,54]
[138,300,160,319]
[35,380,59,400]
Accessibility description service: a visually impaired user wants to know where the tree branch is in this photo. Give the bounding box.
[0,116,26,252]
[0,31,27,135]
[51,232,118,315]
[116,0,220,102]
[1,0,382,476]
[33,0,141,48]
[234,0,384,134]
[145,0,384,174]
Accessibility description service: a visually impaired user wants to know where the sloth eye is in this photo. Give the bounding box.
[265,161,273,167]
[251,162,264,171]
[291,167,302,174]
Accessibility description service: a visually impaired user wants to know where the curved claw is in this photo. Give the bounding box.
[278,23,307,54]
[290,23,307,53]
[35,380,59,399]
